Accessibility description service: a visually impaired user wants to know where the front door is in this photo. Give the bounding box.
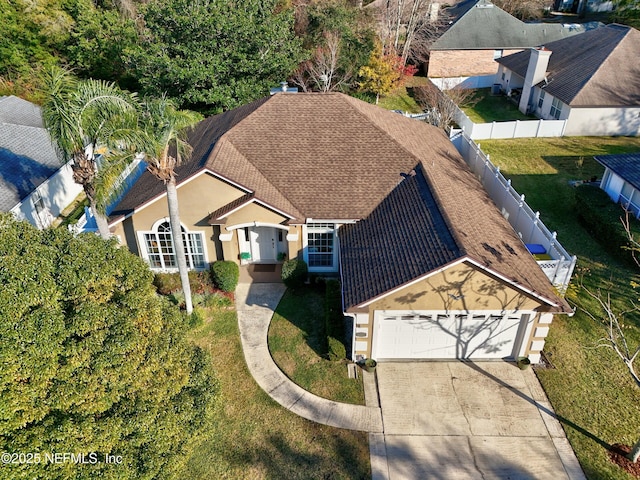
[249,227,276,262]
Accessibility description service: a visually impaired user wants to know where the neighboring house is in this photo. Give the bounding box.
[595,153,640,217]
[495,24,640,136]
[109,92,570,363]
[428,0,595,83]
[0,95,83,228]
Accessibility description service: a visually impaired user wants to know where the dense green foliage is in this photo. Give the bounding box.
[281,258,308,289]
[324,279,347,361]
[0,216,217,480]
[127,0,302,112]
[210,261,240,293]
[574,184,640,265]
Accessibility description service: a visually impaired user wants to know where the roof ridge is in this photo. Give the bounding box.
[214,96,307,219]
[567,25,630,105]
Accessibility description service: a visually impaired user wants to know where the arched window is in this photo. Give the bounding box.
[141,221,206,270]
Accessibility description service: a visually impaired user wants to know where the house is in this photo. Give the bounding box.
[595,153,640,217]
[495,24,640,136]
[0,95,83,228]
[427,0,594,85]
[109,92,570,363]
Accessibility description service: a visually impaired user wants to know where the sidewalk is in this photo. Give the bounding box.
[235,282,383,433]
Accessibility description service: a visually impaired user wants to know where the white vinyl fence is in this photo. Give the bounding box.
[451,131,576,293]
[455,109,567,140]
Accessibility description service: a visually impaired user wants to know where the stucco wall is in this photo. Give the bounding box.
[367,261,543,313]
[119,172,246,265]
[352,261,549,359]
[429,49,522,78]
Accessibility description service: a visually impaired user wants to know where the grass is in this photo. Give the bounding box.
[377,75,430,113]
[182,303,370,479]
[479,136,640,480]
[461,88,532,123]
[268,286,365,405]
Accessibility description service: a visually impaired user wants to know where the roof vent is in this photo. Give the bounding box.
[270,81,298,95]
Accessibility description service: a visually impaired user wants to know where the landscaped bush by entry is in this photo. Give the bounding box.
[211,261,239,292]
[281,258,308,289]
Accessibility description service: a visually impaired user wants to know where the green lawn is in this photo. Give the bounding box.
[461,88,532,123]
[269,287,365,405]
[183,304,370,479]
[377,75,430,113]
[479,136,640,480]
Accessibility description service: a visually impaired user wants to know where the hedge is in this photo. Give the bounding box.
[210,261,240,292]
[575,184,640,265]
[281,258,308,289]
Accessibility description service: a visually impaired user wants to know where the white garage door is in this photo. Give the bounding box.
[372,311,527,360]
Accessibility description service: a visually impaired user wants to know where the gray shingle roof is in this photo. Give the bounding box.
[0,97,61,211]
[340,165,461,309]
[595,153,640,191]
[497,24,640,106]
[431,0,592,50]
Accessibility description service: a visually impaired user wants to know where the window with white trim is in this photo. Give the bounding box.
[32,190,45,215]
[550,97,562,119]
[142,221,206,269]
[306,223,335,268]
[537,90,545,109]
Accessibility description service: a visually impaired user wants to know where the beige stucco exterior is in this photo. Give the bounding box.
[352,260,553,361]
[111,171,296,267]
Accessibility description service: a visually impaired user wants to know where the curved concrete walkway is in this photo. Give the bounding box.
[236,282,383,433]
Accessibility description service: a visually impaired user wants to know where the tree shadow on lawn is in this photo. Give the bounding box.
[220,428,370,480]
[272,285,328,358]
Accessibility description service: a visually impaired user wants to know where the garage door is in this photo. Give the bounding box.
[372,312,526,360]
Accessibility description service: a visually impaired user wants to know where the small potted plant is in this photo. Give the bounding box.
[277,252,286,262]
[363,358,377,373]
[517,356,531,370]
[239,252,251,265]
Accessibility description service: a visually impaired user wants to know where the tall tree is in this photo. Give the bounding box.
[357,42,401,104]
[0,214,217,480]
[140,98,203,315]
[127,0,302,113]
[41,68,139,239]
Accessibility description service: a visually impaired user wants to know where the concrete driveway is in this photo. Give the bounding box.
[373,362,585,480]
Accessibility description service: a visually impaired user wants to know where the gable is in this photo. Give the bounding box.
[366,261,546,312]
[431,0,587,50]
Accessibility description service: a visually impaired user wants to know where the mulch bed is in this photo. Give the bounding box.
[609,444,640,477]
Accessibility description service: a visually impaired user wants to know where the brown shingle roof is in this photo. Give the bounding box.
[497,24,640,107]
[112,92,565,309]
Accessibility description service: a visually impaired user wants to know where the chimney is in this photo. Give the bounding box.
[519,47,552,114]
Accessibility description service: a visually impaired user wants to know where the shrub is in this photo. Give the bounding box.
[210,261,239,292]
[575,184,640,265]
[204,292,233,308]
[154,270,217,295]
[281,258,308,289]
[153,272,183,295]
[327,336,346,361]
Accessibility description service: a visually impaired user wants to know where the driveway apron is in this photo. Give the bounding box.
[374,362,586,480]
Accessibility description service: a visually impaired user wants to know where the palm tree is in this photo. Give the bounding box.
[41,67,139,239]
[141,97,203,315]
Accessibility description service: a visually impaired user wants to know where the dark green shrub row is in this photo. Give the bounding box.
[153,270,218,295]
[281,258,308,289]
[210,261,239,292]
[325,279,346,361]
[575,184,640,265]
